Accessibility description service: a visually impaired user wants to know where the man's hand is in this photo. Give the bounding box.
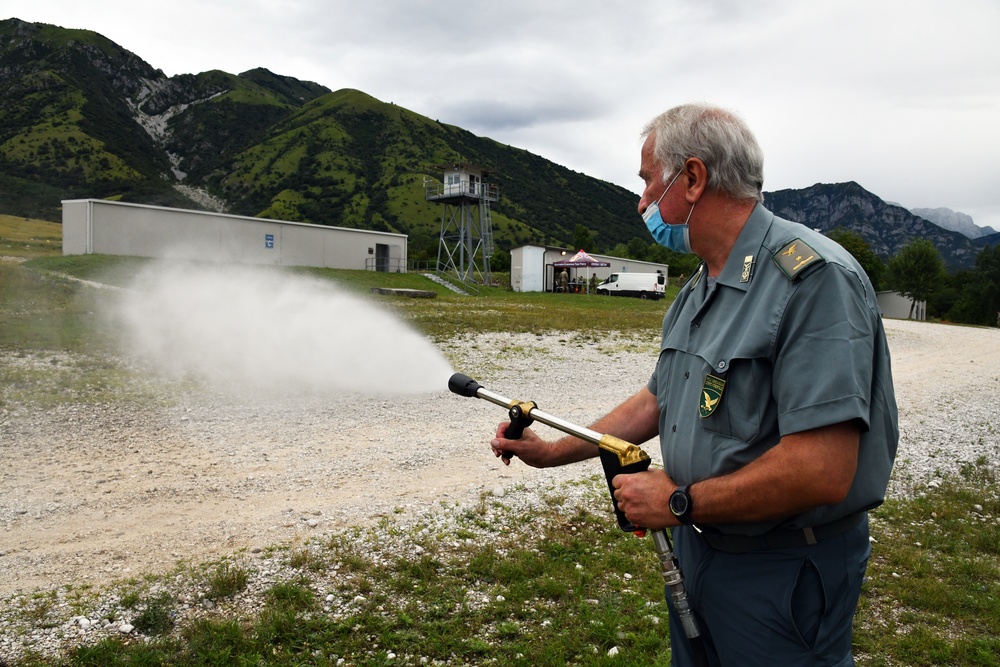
[491,422,550,467]
[491,422,601,469]
[612,468,678,530]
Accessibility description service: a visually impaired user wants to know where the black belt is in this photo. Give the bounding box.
[696,512,864,553]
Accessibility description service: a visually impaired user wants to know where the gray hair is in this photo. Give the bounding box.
[642,104,764,202]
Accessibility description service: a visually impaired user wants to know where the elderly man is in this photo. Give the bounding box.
[491,103,898,666]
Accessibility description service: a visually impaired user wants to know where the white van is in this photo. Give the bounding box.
[596,272,666,299]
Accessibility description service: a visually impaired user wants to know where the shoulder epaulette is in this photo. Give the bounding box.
[772,238,825,281]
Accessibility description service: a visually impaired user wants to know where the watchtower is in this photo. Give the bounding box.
[425,162,498,286]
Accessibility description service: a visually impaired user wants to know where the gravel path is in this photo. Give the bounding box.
[1,318,998,660]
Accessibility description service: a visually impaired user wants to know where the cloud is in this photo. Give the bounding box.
[10,0,1000,228]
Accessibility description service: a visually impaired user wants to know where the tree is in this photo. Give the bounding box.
[606,242,631,259]
[827,228,886,291]
[626,237,649,259]
[929,269,971,321]
[887,238,946,319]
[572,224,596,252]
[947,244,1000,326]
[645,243,700,280]
[490,248,511,273]
[975,244,1000,327]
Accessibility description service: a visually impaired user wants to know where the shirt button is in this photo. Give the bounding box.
[693,321,701,328]
[717,361,727,370]
[683,372,690,379]
[672,425,677,432]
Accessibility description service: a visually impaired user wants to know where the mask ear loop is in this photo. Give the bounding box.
[683,199,696,225]
[674,158,698,228]
[654,169,683,207]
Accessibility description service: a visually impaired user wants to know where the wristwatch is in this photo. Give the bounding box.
[669,485,694,525]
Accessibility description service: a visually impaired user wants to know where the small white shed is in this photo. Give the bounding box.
[876,291,926,320]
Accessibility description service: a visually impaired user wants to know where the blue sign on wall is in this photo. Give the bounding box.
[265,234,274,248]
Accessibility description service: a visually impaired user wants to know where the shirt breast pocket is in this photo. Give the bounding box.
[698,356,771,445]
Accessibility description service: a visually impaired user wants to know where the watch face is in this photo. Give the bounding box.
[670,491,689,516]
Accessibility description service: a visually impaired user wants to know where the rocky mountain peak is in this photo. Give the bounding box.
[911,207,996,239]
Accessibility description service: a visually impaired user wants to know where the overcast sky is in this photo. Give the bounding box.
[8,0,1000,230]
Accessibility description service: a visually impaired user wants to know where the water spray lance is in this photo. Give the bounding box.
[448,372,707,665]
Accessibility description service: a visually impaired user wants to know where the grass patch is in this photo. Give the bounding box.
[204,562,249,600]
[0,263,109,353]
[856,459,1000,666]
[265,578,315,611]
[130,592,176,636]
[0,214,62,258]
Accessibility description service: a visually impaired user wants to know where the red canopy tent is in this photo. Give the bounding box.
[552,250,610,292]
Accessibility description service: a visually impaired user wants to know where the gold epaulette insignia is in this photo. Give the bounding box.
[773,239,824,281]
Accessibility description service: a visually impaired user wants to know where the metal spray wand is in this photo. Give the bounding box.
[448,372,707,665]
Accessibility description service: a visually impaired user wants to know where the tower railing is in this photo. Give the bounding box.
[425,180,499,202]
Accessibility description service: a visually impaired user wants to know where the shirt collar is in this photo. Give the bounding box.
[715,202,774,292]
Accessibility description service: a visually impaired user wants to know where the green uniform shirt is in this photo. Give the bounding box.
[648,203,898,536]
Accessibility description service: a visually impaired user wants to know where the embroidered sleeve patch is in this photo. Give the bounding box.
[773,239,824,281]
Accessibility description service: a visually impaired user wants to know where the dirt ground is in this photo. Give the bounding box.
[0,329,653,596]
[2,320,999,597]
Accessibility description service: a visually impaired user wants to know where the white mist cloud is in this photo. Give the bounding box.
[108,263,453,396]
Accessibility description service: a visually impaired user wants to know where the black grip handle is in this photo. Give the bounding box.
[499,403,535,461]
[504,422,526,440]
[504,403,533,440]
[598,448,652,533]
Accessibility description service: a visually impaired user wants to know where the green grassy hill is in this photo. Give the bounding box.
[0,18,643,266]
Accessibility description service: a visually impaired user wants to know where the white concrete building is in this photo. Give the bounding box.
[876,290,927,320]
[62,199,407,272]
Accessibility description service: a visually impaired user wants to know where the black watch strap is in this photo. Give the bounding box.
[670,484,694,525]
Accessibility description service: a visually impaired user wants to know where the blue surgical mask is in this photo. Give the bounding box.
[642,169,696,254]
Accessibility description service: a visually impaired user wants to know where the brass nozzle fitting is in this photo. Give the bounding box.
[598,435,650,467]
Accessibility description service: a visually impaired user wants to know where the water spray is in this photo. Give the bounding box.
[448,372,707,665]
[110,262,453,397]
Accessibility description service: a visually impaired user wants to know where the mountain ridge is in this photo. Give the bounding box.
[764,182,980,271]
[910,206,997,239]
[0,17,986,270]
